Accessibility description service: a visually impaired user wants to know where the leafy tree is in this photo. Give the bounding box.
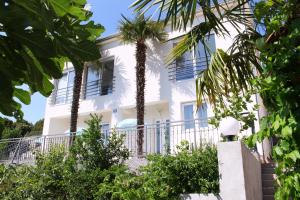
[119,14,167,156]
[26,119,44,136]
[70,114,129,170]
[0,0,104,120]
[0,118,33,139]
[133,0,300,198]
[31,119,44,132]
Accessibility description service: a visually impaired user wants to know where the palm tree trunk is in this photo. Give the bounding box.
[136,40,147,157]
[69,68,83,147]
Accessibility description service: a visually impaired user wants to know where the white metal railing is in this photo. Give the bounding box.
[0,119,253,164]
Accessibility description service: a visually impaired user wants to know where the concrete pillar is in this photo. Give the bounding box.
[217,141,262,200]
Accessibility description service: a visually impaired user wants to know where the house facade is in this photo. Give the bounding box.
[42,10,263,155]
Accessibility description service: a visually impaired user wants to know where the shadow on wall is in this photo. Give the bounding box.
[88,40,134,114]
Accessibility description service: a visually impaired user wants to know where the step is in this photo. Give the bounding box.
[262,163,276,169]
[263,187,275,195]
[263,180,275,187]
[262,167,275,174]
[262,174,275,181]
[263,195,275,200]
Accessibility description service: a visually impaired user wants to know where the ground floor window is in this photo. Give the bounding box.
[182,102,208,129]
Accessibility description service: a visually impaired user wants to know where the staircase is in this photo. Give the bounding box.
[261,162,276,200]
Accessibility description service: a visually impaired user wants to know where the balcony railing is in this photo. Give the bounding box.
[0,119,253,164]
[51,78,114,105]
[82,79,114,99]
[168,57,211,81]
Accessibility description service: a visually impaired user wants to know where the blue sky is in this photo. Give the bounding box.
[22,0,135,123]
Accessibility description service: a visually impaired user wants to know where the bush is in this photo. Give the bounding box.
[70,114,129,170]
[0,114,129,200]
[97,145,219,200]
[0,115,219,200]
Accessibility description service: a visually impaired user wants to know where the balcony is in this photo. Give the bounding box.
[51,78,115,105]
[168,57,210,81]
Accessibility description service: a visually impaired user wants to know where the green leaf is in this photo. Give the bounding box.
[286,151,300,162]
[274,146,283,156]
[69,6,86,20]
[282,126,293,137]
[281,140,290,151]
[14,88,31,105]
[273,120,280,131]
[48,0,70,16]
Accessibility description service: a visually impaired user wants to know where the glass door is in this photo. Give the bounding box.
[86,65,101,98]
[66,70,75,103]
[55,70,74,104]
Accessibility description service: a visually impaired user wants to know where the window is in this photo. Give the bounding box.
[85,59,114,98]
[183,104,195,129]
[195,34,216,73]
[197,103,208,127]
[156,121,161,153]
[182,102,209,129]
[54,70,74,104]
[172,34,216,81]
[101,60,114,95]
[175,44,193,81]
[101,123,110,145]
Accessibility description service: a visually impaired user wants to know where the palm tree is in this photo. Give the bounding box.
[119,14,167,156]
[132,0,258,108]
[69,67,84,146]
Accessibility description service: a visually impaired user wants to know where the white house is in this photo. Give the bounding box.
[42,8,263,155]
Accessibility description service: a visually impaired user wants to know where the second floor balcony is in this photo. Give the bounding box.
[51,78,115,105]
[50,59,115,105]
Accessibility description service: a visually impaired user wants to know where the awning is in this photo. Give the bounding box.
[116,119,137,128]
[64,127,84,136]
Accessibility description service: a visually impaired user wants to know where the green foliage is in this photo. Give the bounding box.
[0,114,129,200]
[31,119,44,132]
[246,1,300,198]
[0,133,219,199]
[119,14,167,43]
[0,0,104,119]
[97,146,219,200]
[0,118,33,139]
[71,114,129,170]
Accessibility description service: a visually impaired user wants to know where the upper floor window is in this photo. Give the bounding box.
[171,34,216,81]
[84,59,114,98]
[54,70,74,104]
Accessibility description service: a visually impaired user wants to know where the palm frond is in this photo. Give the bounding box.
[133,0,254,62]
[119,13,167,43]
[196,28,262,107]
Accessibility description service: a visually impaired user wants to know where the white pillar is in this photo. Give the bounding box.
[217,141,262,200]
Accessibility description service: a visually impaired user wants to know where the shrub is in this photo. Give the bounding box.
[0,114,129,200]
[0,115,219,200]
[70,114,129,170]
[97,145,219,200]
